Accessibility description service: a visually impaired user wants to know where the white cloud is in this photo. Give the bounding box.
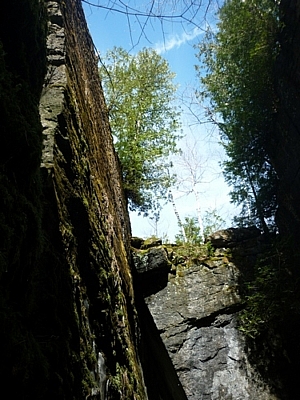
[154,27,204,54]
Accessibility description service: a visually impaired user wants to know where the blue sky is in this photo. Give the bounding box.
[83,1,238,240]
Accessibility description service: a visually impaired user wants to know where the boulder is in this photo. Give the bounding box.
[132,247,170,296]
[144,247,279,399]
[206,226,261,248]
[131,236,144,249]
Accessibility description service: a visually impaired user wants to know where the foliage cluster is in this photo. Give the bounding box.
[175,216,203,246]
[203,208,226,238]
[196,0,281,232]
[99,47,181,215]
[239,238,300,339]
[169,240,213,269]
[175,209,225,245]
[172,211,224,265]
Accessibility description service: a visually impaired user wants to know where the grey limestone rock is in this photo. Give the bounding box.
[145,262,240,332]
[144,252,279,399]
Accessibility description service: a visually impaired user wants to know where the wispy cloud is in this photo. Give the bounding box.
[154,27,204,54]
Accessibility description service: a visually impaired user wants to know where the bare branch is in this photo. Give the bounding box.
[82,1,217,28]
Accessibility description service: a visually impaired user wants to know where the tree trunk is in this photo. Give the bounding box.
[169,190,187,242]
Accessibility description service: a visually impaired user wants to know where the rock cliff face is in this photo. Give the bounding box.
[0,0,186,398]
[39,1,148,398]
[0,0,188,398]
[132,231,292,399]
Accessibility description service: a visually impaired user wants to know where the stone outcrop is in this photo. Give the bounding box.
[206,226,261,248]
[132,233,283,399]
[0,0,48,396]
[133,246,169,296]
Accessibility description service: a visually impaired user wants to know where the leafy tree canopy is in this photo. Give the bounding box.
[99,47,182,215]
[195,0,280,232]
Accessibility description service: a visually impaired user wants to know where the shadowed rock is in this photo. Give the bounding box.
[206,226,261,248]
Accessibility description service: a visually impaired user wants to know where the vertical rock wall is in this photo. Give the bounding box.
[0,0,48,397]
[39,0,147,398]
[0,0,189,398]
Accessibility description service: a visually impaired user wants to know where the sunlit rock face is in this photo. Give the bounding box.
[145,264,277,399]
[133,232,280,400]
